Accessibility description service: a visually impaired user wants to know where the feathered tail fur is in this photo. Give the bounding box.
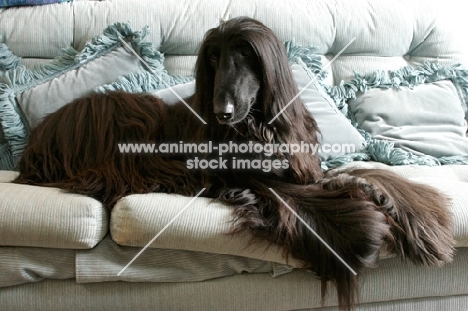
[219,168,454,308]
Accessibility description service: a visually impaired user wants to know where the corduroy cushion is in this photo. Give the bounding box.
[110,192,301,267]
[0,171,108,249]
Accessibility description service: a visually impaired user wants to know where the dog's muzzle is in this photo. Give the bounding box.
[214,101,234,123]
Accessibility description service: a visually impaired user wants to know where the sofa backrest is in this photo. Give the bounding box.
[1,0,466,85]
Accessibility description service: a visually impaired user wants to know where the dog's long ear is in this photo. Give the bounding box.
[245,22,319,142]
[192,28,218,120]
[241,19,323,183]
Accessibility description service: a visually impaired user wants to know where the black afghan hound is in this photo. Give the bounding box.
[14,17,454,310]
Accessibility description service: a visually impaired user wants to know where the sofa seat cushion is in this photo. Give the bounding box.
[0,171,108,249]
[110,193,301,267]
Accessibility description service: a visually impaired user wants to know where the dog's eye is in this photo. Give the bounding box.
[239,46,252,57]
[209,54,218,62]
[207,51,218,63]
[206,45,219,63]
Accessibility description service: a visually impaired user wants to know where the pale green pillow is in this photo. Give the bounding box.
[0,40,21,169]
[350,80,468,157]
[326,62,468,165]
[0,22,164,170]
[291,64,366,160]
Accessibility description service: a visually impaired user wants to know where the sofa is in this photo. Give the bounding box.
[1,0,468,310]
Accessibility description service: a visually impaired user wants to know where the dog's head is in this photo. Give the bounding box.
[194,17,297,126]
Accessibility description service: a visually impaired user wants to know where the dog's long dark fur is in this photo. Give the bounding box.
[14,17,454,309]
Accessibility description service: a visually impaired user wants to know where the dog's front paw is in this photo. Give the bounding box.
[217,188,259,206]
[320,170,397,219]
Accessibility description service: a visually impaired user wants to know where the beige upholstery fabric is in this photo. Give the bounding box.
[1,247,468,310]
[0,3,74,58]
[0,172,108,249]
[110,193,296,266]
[5,0,467,81]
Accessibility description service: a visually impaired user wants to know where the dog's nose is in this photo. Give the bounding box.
[216,112,232,120]
[214,101,234,121]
